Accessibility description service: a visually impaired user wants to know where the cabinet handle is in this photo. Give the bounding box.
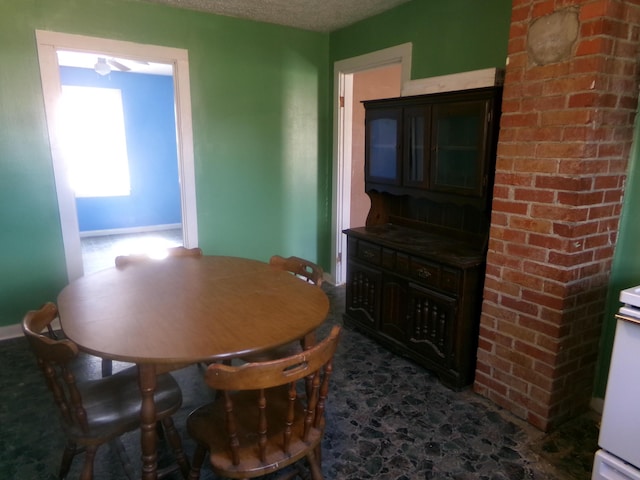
[416,267,432,279]
[363,250,375,259]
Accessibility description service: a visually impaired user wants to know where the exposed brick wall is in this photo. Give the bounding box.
[474,0,640,431]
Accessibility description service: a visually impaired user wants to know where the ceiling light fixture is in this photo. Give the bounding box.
[94,57,111,76]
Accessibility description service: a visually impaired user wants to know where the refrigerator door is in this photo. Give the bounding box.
[593,450,640,480]
[598,316,640,469]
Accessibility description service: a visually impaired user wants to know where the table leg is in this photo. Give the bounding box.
[138,363,158,480]
[302,331,317,350]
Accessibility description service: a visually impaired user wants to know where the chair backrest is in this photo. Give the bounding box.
[115,246,202,268]
[22,303,89,433]
[269,255,324,286]
[203,325,341,468]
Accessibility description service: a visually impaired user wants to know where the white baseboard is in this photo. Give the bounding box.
[0,318,61,341]
[79,223,181,238]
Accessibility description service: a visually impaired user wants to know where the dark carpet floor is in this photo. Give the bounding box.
[0,284,599,479]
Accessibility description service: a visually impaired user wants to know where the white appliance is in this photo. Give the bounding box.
[593,286,640,480]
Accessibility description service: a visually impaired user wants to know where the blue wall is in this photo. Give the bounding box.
[59,67,182,232]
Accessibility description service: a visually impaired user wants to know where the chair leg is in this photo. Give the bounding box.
[306,449,324,480]
[101,358,113,377]
[161,416,190,478]
[58,440,77,479]
[188,444,207,480]
[80,445,98,480]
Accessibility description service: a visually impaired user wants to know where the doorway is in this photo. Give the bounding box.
[36,31,198,281]
[331,43,412,284]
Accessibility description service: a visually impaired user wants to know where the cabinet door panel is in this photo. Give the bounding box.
[379,276,407,342]
[345,260,382,328]
[406,283,457,364]
[403,106,430,188]
[430,99,489,197]
[365,108,402,185]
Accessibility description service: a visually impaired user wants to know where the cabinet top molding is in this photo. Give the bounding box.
[402,68,505,97]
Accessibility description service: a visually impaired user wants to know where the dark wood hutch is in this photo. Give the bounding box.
[343,86,502,389]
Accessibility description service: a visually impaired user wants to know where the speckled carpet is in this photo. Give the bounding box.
[0,284,597,479]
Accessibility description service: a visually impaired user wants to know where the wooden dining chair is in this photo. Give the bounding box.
[187,325,341,480]
[102,246,203,377]
[22,302,190,480]
[269,255,324,286]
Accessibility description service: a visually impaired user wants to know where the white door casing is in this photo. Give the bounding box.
[330,43,412,285]
[35,30,198,281]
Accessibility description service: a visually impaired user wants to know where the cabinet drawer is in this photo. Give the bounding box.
[408,258,440,288]
[441,268,461,294]
[357,241,382,265]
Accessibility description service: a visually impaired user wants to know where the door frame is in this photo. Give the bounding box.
[330,43,412,284]
[35,30,198,281]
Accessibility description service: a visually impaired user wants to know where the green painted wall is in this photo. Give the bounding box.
[0,0,516,329]
[0,0,329,327]
[593,106,640,398]
[329,0,513,78]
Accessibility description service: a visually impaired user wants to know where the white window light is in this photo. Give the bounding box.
[59,85,131,198]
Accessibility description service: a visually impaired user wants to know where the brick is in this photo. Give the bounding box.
[500,294,542,317]
[518,158,560,174]
[580,17,606,37]
[558,158,610,175]
[522,289,566,310]
[557,190,605,206]
[505,242,549,262]
[502,269,544,292]
[510,4,531,23]
[552,222,594,238]
[525,63,573,83]
[500,112,540,128]
[522,95,567,112]
[614,39,640,59]
[536,141,592,159]
[528,233,566,251]
[576,37,615,56]
[508,37,528,56]
[492,199,530,215]
[474,370,509,396]
[540,108,593,126]
[482,301,519,323]
[569,91,617,108]
[509,215,553,233]
[499,226,530,243]
[580,0,608,21]
[542,76,601,96]
[589,203,617,219]
[515,126,563,142]
[599,17,630,38]
[548,249,594,267]
[512,363,553,391]
[531,203,589,222]
[532,0,555,18]
[509,21,528,39]
[497,141,537,158]
[496,344,535,369]
[524,260,574,283]
[598,141,627,157]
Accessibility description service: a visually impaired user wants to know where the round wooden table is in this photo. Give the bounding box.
[57,255,330,479]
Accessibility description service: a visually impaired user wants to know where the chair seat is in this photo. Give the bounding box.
[65,367,182,443]
[188,384,322,477]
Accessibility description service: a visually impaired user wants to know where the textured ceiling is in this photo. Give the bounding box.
[134,0,412,32]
